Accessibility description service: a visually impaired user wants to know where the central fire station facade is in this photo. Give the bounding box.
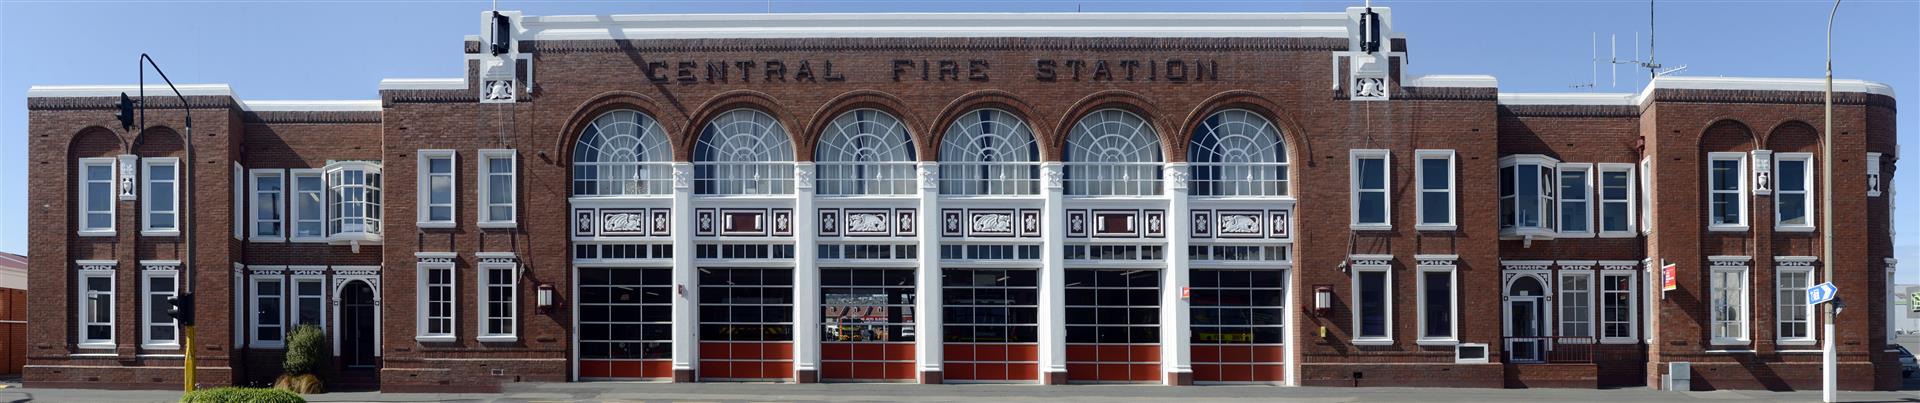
[23,7,1904,392]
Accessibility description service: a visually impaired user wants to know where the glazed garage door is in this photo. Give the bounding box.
[1064,269,1161,383]
[942,268,1040,382]
[1189,269,1286,383]
[577,267,674,379]
[699,268,795,381]
[820,268,917,381]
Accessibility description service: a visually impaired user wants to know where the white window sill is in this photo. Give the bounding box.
[248,236,286,243]
[417,221,456,229]
[478,221,518,230]
[1416,338,1459,346]
[1778,349,1825,354]
[477,335,519,343]
[1709,338,1750,346]
[1597,231,1638,239]
[1352,338,1394,346]
[1414,224,1457,232]
[78,230,117,237]
[1707,225,1749,233]
[1775,225,1815,233]
[141,343,181,350]
[1350,223,1393,232]
[1778,338,1818,346]
[141,230,181,237]
[1704,349,1757,354]
[250,342,286,349]
[416,335,456,343]
[1600,338,1640,345]
[290,236,328,243]
[77,342,115,350]
[1558,231,1595,238]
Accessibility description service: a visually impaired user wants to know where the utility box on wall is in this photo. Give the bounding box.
[1663,362,1692,391]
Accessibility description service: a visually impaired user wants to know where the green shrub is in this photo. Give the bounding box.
[283,324,330,376]
[179,387,306,403]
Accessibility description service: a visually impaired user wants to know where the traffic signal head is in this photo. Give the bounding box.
[167,292,194,326]
[115,92,139,132]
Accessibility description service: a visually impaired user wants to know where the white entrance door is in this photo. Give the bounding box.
[1507,297,1543,363]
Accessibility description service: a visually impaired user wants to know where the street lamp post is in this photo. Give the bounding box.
[1821,1,1839,402]
[129,53,198,393]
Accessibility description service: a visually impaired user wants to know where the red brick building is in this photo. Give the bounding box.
[22,7,1903,392]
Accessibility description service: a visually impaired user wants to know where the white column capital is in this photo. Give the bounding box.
[795,162,816,190]
[671,162,693,190]
[1164,162,1189,193]
[1041,162,1065,190]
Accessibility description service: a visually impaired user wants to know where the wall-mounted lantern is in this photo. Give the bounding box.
[1314,285,1334,317]
[537,283,556,314]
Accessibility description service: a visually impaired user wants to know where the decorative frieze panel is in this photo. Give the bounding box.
[291,268,326,276]
[843,209,890,236]
[896,210,917,236]
[968,209,1014,237]
[601,209,650,236]
[1868,152,1883,197]
[1775,256,1818,268]
[1018,210,1041,237]
[117,154,138,200]
[695,209,717,236]
[939,208,1043,239]
[1066,210,1088,237]
[1500,260,1552,271]
[718,209,771,236]
[574,209,595,237]
[76,260,117,271]
[1751,150,1773,195]
[820,208,916,237]
[770,209,793,236]
[1597,260,1641,271]
[1416,255,1458,267]
[1092,210,1139,238]
[1057,209,1169,239]
[139,261,181,271]
[1349,255,1393,267]
[1188,208,1291,240]
[692,208,792,237]
[574,208,673,238]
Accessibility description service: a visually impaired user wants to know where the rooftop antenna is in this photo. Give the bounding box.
[1571,33,1598,89]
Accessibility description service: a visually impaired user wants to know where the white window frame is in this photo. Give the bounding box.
[1596,163,1637,237]
[289,169,327,242]
[232,163,243,240]
[1414,150,1456,231]
[477,149,517,228]
[1351,257,1393,345]
[1350,150,1392,230]
[1415,258,1458,345]
[416,257,457,342]
[476,256,519,342]
[1773,153,1815,232]
[1867,152,1883,198]
[1706,152,1749,232]
[250,274,287,348]
[249,169,286,242]
[141,266,180,350]
[1638,158,1653,235]
[1598,271,1639,344]
[417,150,457,229]
[78,157,117,236]
[1708,258,1750,346]
[1775,260,1817,346]
[1556,163,1594,237]
[1557,271,1594,339]
[1498,154,1561,238]
[290,271,328,332]
[76,262,117,349]
[140,157,181,236]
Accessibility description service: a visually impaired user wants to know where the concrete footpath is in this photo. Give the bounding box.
[1,381,1918,403]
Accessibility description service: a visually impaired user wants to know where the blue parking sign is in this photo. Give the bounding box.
[1807,282,1838,305]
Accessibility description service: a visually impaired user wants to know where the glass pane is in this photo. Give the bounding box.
[1358,192,1385,224]
[1422,191,1450,224]
[1423,271,1451,338]
[1359,157,1385,189]
[1778,160,1806,192]
[1420,158,1448,190]
[1360,271,1386,337]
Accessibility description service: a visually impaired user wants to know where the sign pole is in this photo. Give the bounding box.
[1820,1,1840,401]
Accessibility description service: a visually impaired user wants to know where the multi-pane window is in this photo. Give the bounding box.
[1776,265,1814,343]
[250,170,285,241]
[293,277,325,329]
[939,109,1039,196]
[1558,273,1592,338]
[1499,155,1559,236]
[939,244,1043,261]
[142,158,180,234]
[1191,269,1286,345]
[942,268,1040,382]
[1064,269,1161,382]
[417,261,455,341]
[578,268,674,367]
[694,109,796,195]
[815,109,918,196]
[479,261,518,340]
[1597,164,1635,236]
[418,150,456,227]
[479,150,517,227]
[142,269,179,349]
[78,158,116,234]
[573,110,673,196]
[1350,150,1391,229]
[821,268,917,380]
[1709,263,1748,344]
[1775,153,1814,231]
[1415,150,1455,230]
[1418,266,1455,341]
[1558,164,1592,236]
[1352,265,1392,343]
[1190,109,1289,197]
[290,170,325,241]
[1064,109,1163,196]
[698,268,796,343]
[78,268,115,348]
[326,162,383,239]
[1707,153,1747,230]
[251,277,286,347]
[1600,273,1637,342]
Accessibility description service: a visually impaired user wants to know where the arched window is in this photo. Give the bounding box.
[573,110,673,196]
[814,109,916,195]
[1065,109,1162,196]
[694,108,795,195]
[939,108,1039,195]
[1189,109,1288,196]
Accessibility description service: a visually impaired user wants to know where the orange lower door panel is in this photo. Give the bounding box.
[1191,345,1285,382]
[578,360,673,380]
[698,342,794,381]
[821,342,915,381]
[944,343,1040,382]
[1065,344,1161,383]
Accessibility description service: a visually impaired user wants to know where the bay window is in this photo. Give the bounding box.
[478,150,517,228]
[1557,163,1592,236]
[141,157,180,235]
[1415,150,1455,231]
[1707,152,1748,231]
[326,162,383,242]
[417,150,456,228]
[1774,153,1814,231]
[1350,150,1391,230]
[250,169,285,241]
[1597,164,1636,236]
[290,169,325,241]
[1499,155,1559,239]
[79,158,116,235]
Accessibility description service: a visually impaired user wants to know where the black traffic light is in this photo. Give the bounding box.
[167,292,194,326]
[115,92,139,132]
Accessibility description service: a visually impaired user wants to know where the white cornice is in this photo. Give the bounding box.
[1497,92,1638,106]
[520,12,1354,41]
[1407,75,1497,88]
[1499,76,1894,106]
[379,78,466,91]
[244,100,382,112]
[27,84,236,99]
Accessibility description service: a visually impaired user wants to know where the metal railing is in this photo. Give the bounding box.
[815,162,917,196]
[693,162,795,195]
[1189,162,1289,197]
[1063,162,1163,196]
[1503,336,1596,364]
[938,162,1041,196]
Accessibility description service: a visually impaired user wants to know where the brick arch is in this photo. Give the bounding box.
[1698,119,1757,153]
[1051,90,1170,162]
[68,126,125,159]
[680,90,803,163]
[1175,90,1311,167]
[927,89,1052,162]
[801,90,926,163]
[552,91,688,165]
[132,126,185,158]
[1764,120,1820,154]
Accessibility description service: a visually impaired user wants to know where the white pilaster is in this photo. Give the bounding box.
[670,163,697,378]
[1161,163,1192,384]
[792,162,821,378]
[1039,162,1067,382]
[915,162,943,380]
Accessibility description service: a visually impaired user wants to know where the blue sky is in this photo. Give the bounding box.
[3,1,1915,280]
